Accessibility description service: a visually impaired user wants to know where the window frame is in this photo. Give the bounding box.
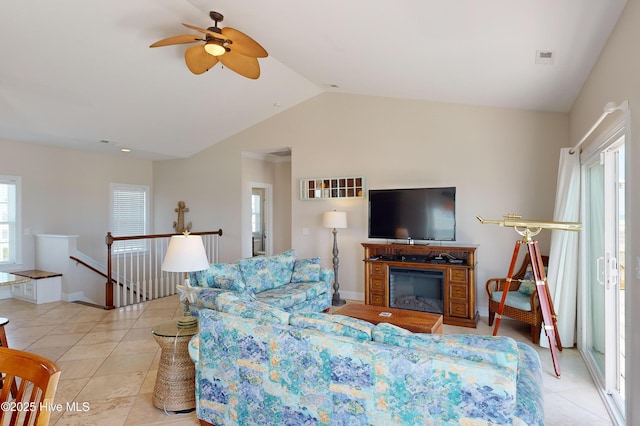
[109,183,150,254]
[251,193,262,234]
[0,175,21,266]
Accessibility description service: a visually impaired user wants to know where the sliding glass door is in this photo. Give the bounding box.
[581,136,625,419]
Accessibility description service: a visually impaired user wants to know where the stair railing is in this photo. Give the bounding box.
[105,230,222,309]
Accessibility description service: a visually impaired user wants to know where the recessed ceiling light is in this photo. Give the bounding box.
[120,148,131,153]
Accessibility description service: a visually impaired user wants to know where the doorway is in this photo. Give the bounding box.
[250,183,272,257]
[251,186,267,256]
[581,131,625,421]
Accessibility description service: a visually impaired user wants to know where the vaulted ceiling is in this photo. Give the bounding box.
[0,1,626,160]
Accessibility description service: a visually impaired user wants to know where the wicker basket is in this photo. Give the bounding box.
[152,320,198,412]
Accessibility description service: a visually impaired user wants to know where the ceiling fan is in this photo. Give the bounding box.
[150,11,268,79]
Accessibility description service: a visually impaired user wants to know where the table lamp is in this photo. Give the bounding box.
[323,210,347,306]
[162,232,209,328]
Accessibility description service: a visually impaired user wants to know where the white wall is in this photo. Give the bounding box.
[273,160,292,254]
[153,144,243,262]
[153,92,568,315]
[569,0,639,422]
[0,139,153,300]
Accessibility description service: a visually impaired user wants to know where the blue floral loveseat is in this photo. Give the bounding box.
[188,249,334,314]
[189,293,544,426]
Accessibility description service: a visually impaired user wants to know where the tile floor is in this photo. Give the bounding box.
[1,295,613,425]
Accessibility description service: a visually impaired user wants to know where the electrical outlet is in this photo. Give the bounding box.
[302,228,309,236]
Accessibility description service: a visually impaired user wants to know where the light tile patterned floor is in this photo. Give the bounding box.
[1,296,613,425]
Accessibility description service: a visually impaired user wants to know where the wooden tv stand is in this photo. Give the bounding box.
[362,243,479,328]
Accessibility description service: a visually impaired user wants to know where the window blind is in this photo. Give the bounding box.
[110,184,149,253]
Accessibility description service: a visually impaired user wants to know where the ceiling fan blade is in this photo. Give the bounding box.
[184,45,219,75]
[149,34,204,48]
[222,27,268,58]
[218,50,261,79]
[182,23,226,40]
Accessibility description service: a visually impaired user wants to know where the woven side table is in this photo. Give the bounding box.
[152,319,198,412]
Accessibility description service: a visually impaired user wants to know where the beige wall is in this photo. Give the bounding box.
[570,0,639,422]
[0,138,153,295]
[153,92,568,314]
[273,160,292,254]
[153,143,243,262]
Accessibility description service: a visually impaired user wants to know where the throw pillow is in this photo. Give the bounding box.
[237,256,276,293]
[213,276,254,296]
[518,280,537,296]
[520,264,547,296]
[289,312,374,341]
[291,257,321,282]
[522,264,548,281]
[191,263,245,288]
[267,249,297,287]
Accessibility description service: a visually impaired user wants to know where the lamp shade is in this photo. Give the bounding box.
[162,234,209,272]
[323,211,347,229]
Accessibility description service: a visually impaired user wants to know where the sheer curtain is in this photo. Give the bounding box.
[541,147,581,347]
[586,163,605,353]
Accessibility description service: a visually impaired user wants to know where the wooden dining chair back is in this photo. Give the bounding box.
[0,347,61,426]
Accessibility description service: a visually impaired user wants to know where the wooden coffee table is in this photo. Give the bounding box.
[333,304,443,334]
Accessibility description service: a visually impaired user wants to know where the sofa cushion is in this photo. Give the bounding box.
[255,281,329,310]
[294,281,330,300]
[237,256,276,293]
[372,322,520,375]
[377,348,518,424]
[267,249,297,288]
[191,263,245,288]
[291,257,321,282]
[513,342,545,426]
[255,286,308,310]
[214,291,290,325]
[290,312,374,341]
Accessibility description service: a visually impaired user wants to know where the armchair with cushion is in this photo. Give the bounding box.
[486,253,549,344]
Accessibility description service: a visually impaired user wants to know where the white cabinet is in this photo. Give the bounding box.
[11,272,62,304]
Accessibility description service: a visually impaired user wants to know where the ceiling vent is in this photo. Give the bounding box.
[535,50,555,65]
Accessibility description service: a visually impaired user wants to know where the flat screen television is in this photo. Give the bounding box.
[368,187,456,241]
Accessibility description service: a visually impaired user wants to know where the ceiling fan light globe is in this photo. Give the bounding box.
[204,41,226,56]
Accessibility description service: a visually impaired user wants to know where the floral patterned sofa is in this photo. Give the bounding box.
[188,249,333,314]
[189,293,544,426]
